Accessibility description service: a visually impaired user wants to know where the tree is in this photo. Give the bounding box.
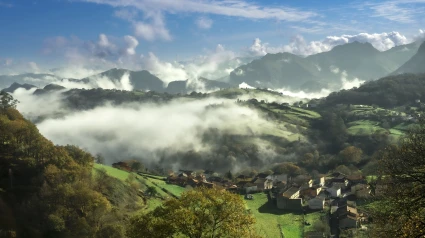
[371,123,425,238]
[131,161,143,172]
[273,162,301,177]
[0,91,18,111]
[145,186,157,197]
[339,146,363,164]
[127,187,259,238]
[95,154,105,164]
[225,170,233,180]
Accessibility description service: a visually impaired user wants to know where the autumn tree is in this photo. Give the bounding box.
[273,162,301,177]
[127,187,259,238]
[371,123,425,238]
[339,146,363,164]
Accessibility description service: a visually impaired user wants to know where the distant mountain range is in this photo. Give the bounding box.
[1,41,425,93]
[229,41,424,91]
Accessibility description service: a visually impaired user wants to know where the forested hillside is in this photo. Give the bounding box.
[0,91,141,237]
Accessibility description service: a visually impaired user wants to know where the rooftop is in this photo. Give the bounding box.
[282,186,300,198]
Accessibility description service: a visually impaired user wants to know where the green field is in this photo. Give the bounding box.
[145,177,187,197]
[243,193,303,238]
[93,164,132,181]
[93,164,170,198]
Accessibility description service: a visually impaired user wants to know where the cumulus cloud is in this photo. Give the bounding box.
[249,31,412,56]
[196,17,213,29]
[249,38,268,56]
[139,44,242,86]
[133,12,171,41]
[141,52,187,84]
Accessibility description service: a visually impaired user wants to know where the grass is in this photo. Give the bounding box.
[304,211,324,233]
[243,193,303,238]
[93,164,131,181]
[347,120,384,136]
[93,164,170,198]
[145,177,187,197]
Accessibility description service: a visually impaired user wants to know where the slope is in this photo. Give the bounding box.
[392,41,425,75]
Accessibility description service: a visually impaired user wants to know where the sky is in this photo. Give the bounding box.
[1,0,425,77]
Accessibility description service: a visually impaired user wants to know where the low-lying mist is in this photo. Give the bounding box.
[13,88,295,172]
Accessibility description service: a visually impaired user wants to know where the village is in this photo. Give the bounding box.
[167,169,377,238]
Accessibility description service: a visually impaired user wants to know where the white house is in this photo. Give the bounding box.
[327,185,341,198]
[308,197,325,210]
[319,177,325,187]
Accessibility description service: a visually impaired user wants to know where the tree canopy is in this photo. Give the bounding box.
[371,123,425,238]
[127,187,259,238]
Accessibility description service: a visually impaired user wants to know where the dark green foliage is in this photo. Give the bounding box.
[323,73,425,108]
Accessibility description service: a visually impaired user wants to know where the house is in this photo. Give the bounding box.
[319,176,325,186]
[276,186,302,210]
[346,174,365,184]
[308,197,325,210]
[282,186,300,199]
[335,205,359,229]
[301,186,322,198]
[327,185,341,198]
[293,175,313,190]
[328,172,347,184]
[332,181,348,190]
[252,178,273,191]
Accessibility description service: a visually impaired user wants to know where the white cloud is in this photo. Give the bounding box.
[83,0,316,22]
[196,17,213,29]
[364,0,425,24]
[29,62,40,73]
[141,52,188,84]
[114,8,138,21]
[239,82,255,89]
[122,35,139,55]
[249,38,268,56]
[249,31,412,56]
[133,12,171,41]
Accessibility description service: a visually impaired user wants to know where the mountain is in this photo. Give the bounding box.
[34,83,66,95]
[80,68,166,92]
[167,78,232,94]
[392,41,425,75]
[229,52,321,90]
[228,41,419,91]
[2,82,37,93]
[0,73,58,89]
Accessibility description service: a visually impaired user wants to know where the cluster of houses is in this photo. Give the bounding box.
[166,170,238,192]
[269,172,371,235]
[167,170,372,235]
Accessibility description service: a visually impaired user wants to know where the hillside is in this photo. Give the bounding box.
[392,41,425,75]
[321,73,425,107]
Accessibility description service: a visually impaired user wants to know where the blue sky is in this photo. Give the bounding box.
[0,0,425,76]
